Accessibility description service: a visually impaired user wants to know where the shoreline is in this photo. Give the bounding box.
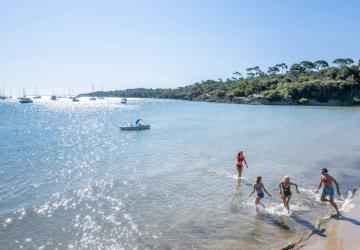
[78,94,360,107]
[280,188,360,250]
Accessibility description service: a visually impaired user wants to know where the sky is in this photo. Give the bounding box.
[0,0,360,95]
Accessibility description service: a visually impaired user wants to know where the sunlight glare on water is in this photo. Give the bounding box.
[0,97,360,249]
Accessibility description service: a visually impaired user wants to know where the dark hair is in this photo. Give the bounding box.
[256,176,262,182]
[321,168,328,173]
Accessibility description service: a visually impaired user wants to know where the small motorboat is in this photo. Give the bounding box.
[89,96,97,101]
[19,97,33,103]
[72,97,80,102]
[121,97,127,104]
[51,95,57,100]
[120,119,150,131]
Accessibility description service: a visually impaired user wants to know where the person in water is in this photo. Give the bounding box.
[236,151,248,178]
[316,168,341,215]
[249,176,271,209]
[279,175,300,213]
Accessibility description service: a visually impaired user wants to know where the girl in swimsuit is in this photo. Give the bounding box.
[236,151,248,178]
[279,175,299,213]
[249,176,271,209]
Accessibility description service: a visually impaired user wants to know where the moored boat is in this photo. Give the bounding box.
[120,119,150,131]
[121,97,127,104]
[19,97,33,103]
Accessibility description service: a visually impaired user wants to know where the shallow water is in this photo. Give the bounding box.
[0,97,359,249]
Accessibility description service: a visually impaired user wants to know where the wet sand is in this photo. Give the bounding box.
[297,191,360,250]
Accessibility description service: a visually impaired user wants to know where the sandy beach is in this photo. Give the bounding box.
[296,190,360,250]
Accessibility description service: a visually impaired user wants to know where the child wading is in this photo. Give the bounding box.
[249,176,271,210]
[279,175,299,213]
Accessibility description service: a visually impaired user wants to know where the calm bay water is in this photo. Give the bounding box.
[0,97,360,249]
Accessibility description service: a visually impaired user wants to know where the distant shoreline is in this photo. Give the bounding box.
[78,94,360,107]
[80,58,360,107]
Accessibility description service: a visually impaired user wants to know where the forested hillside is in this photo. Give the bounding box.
[84,58,360,105]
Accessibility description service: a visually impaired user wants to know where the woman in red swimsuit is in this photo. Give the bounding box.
[236,151,248,178]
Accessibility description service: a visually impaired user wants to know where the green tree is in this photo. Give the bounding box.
[300,61,315,71]
[333,58,352,67]
[232,71,243,81]
[289,63,306,76]
[314,60,329,70]
[252,66,264,76]
[275,63,288,74]
[246,67,255,78]
[345,58,354,65]
[267,66,280,75]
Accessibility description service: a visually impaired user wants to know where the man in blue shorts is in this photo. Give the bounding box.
[316,168,341,215]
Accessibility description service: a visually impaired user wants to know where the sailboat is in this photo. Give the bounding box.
[68,88,73,99]
[89,83,97,101]
[51,88,57,100]
[98,85,105,99]
[33,86,41,99]
[0,86,7,99]
[19,87,33,103]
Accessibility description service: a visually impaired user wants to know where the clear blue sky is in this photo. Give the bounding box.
[1,0,360,95]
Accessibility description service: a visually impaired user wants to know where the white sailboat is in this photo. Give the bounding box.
[19,87,33,103]
[121,97,127,104]
[89,83,97,101]
[51,88,57,100]
[0,86,7,99]
[34,86,41,99]
[98,85,105,99]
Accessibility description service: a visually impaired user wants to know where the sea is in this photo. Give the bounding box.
[0,97,360,249]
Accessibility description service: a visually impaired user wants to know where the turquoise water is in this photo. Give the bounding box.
[0,97,360,249]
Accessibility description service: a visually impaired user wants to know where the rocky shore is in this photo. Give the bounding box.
[196,93,358,106]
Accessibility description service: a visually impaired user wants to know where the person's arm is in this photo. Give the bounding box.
[263,185,272,197]
[333,179,340,196]
[244,157,248,168]
[279,182,283,196]
[249,185,255,197]
[291,182,300,194]
[315,179,323,193]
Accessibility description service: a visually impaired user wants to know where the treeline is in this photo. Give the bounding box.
[85,58,360,105]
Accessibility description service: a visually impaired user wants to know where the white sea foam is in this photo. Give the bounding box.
[339,190,356,213]
[206,169,245,180]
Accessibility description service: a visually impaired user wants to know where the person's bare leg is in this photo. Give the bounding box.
[255,196,260,211]
[286,196,291,213]
[330,196,340,215]
[282,197,287,210]
[321,194,329,202]
[259,201,265,209]
[237,166,243,178]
